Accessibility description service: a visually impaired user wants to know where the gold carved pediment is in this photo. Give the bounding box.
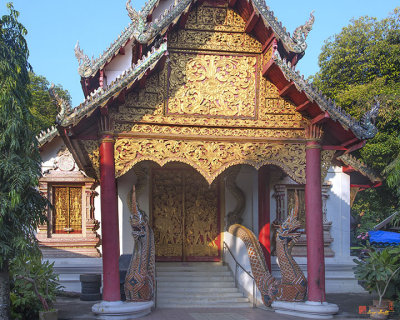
[167,52,258,118]
[114,138,307,184]
[94,3,314,183]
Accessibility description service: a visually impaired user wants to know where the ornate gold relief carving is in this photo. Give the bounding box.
[114,116,305,131]
[265,80,280,99]
[152,170,184,258]
[321,150,336,182]
[186,5,245,32]
[115,123,304,139]
[110,50,305,132]
[152,168,219,260]
[114,138,306,184]
[53,186,82,233]
[263,46,274,66]
[169,30,262,53]
[167,52,257,118]
[263,98,298,114]
[81,140,100,178]
[112,70,166,122]
[184,170,219,258]
[169,5,260,53]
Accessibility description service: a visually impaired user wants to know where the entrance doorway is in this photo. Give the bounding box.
[151,165,221,261]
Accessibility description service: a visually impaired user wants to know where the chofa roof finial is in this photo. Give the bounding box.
[292,10,315,43]
[126,0,140,22]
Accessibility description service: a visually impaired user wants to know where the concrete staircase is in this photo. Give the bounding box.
[155,262,252,308]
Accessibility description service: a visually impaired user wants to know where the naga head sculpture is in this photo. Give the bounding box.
[276,191,301,245]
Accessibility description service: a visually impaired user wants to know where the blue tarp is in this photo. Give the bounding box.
[369,230,400,245]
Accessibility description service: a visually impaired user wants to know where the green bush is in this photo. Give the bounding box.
[10,252,61,320]
[353,243,400,307]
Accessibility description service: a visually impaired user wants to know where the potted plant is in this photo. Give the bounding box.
[353,242,400,319]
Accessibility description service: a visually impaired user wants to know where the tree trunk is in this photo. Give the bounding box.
[0,261,10,320]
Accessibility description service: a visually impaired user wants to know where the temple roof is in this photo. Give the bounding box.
[61,41,167,127]
[75,0,314,78]
[272,53,379,140]
[337,153,382,185]
[37,126,59,148]
[58,0,378,146]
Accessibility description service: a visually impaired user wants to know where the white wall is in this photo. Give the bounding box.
[151,0,175,23]
[104,39,134,86]
[224,166,258,232]
[117,169,136,255]
[326,166,351,259]
[40,137,64,174]
[116,165,151,255]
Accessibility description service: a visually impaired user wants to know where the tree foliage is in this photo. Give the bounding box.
[29,72,71,135]
[0,2,47,268]
[312,8,400,226]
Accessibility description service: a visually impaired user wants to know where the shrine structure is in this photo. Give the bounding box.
[36,0,381,318]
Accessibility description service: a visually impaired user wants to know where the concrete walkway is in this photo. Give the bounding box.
[54,293,377,320]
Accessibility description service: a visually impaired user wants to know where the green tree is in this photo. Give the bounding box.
[312,8,400,230]
[0,3,47,319]
[29,72,71,135]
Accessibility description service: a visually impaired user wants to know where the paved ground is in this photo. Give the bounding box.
[54,293,383,320]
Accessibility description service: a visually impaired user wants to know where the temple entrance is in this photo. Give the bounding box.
[151,165,221,262]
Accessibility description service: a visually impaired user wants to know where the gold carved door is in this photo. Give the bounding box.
[152,167,220,261]
[53,185,82,234]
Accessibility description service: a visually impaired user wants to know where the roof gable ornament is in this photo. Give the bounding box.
[252,0,313,53]
[49,84,72,124]
[126,0,192,44]
[75,41,93,77]
[126,0,147,36]
[292,11,315,46]
[360,100,379,139]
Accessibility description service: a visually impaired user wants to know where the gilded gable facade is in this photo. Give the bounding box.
[79,2,332,186]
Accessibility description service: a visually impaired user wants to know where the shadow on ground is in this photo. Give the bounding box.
[54,293,378,320]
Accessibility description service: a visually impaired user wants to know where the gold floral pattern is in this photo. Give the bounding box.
[167,52,257,118]
[114,138,307,184]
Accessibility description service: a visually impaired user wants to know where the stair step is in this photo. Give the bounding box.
[156,301,252,308]
[156,292,244,298]
[156,262,224,267]
[157,286,239,294]
[155,262,251,308]
[156,276,234,282]
[157,297,250,303]
[156,264,228,272]
[157,281,235,288]
[156,271,232,277]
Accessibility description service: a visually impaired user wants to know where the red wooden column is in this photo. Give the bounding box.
[305,125,326,302]
[258,166,271,271]
[99,133,121,302]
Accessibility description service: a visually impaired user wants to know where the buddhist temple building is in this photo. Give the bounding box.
[37,0,380,317]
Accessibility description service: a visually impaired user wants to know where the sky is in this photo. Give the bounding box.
[4,0,399,106]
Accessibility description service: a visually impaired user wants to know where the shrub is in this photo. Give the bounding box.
[10,252,61,319]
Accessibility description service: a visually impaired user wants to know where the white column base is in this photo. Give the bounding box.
[92,300,154,319]
[272,300,339,319]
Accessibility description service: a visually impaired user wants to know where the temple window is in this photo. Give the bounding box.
[37,145,100,257]
[53,185,83,234]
